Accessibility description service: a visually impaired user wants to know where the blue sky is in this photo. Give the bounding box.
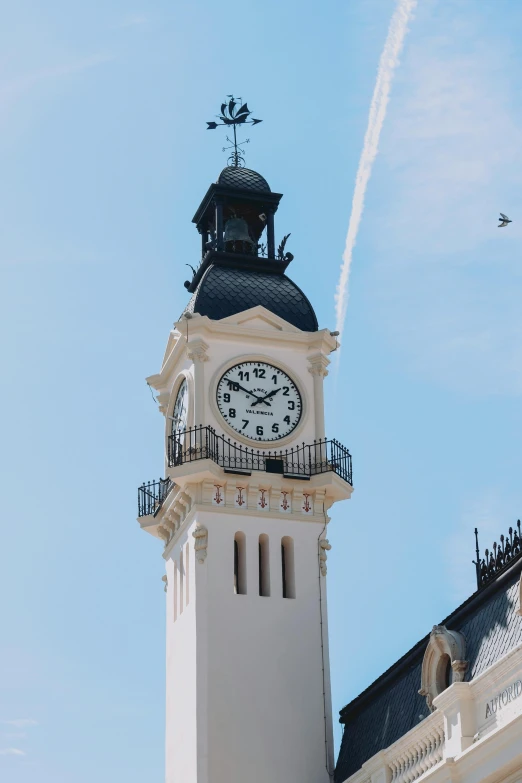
[2,0,522,780]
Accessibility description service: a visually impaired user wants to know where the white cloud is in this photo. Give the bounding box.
[2,719,37,729]
[367,2,522,395]
[0,748,25,756]
[0,54,114,124]
[119,13,147,28]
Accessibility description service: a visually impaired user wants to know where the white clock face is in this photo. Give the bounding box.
[216,361,302,442]
[171,378,188,434]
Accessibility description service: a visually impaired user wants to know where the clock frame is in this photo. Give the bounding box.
[212,356,306,446]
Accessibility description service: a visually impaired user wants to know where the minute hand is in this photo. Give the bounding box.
[251,388,281,407]
[232,383,268,406]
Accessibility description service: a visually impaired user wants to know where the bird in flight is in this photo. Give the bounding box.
[498,213,512,228]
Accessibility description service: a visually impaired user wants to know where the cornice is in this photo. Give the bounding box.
[148,310,338,389]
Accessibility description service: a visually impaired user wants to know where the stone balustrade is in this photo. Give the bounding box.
[387,712,444,783]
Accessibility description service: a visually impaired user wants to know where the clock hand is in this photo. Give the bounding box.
[230,382,266,405]
[251,388,281,407]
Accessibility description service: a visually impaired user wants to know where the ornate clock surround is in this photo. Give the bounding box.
[209,354,308,448]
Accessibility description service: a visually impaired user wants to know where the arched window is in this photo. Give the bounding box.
[259,534,270,597]
[419,625,467,711]
[281,536,295,599]
[234,532,247,595]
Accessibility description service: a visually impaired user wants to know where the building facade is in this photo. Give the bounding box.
[335,527,522,783]
[138,162,353,783]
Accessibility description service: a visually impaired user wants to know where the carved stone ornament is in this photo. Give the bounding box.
[186,337,209,363]
[161,574,168,593]
[419,625,468,711]
[319,538,332,576]
[307,352,329,378]
[192,526,208,564]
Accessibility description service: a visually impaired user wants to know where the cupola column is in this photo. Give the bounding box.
[215,201,224,251]
[267,208,275,259]
[308,353,330,441]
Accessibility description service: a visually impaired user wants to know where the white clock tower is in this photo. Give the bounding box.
[138,158,353,783]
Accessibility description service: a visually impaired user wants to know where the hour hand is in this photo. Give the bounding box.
[251,388,280,407]
[231,382,264,404]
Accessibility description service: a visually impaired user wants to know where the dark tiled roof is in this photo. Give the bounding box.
[216,166,271,193]
[184,265,318,332]
[335,562,522,783]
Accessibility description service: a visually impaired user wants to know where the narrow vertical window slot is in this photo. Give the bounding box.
[281,536,296,599]
[258,534,270,597]
[234,532,247,595]
[179,549,184,614]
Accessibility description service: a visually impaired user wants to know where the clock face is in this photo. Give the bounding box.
[171,378,188,434]
[216,361,302,442]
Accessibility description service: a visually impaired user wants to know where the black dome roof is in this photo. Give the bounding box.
[184,265,318,332]
[217,166,271,193]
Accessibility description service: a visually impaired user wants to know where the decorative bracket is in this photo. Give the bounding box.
[193,525,209,564]
[319,538,332,576]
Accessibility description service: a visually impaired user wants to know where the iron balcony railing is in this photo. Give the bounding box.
[138,477,174,518]
[167,425,353,485]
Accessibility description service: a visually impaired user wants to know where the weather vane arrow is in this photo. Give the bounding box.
[206,96,263,167]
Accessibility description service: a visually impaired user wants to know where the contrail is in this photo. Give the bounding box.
[334,0,417,340]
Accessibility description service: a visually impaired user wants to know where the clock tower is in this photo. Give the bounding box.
[138,145,353,783]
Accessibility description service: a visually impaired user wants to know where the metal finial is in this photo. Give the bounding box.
[206,95,263,167]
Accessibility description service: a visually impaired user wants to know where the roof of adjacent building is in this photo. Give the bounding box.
[184,264,318,332]
[335,557,522,783]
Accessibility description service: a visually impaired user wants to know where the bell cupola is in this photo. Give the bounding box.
[183,98,317,331]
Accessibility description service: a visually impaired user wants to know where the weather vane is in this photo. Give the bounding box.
[207,96,262,167]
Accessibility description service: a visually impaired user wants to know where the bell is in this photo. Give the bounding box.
[223,217,254,254]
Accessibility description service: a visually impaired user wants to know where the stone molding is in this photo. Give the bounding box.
[419,626,468,711]
[192,525,208,563]
[319,538,332,576]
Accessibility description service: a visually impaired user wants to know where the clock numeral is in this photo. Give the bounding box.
[282,386,289,396]
[287,401,295,410]
[238,371,249,381]
[253,367,265,378]
[242,420,249,429]
[284,416,290,424]
[224,393,230,403]
[227,381,239,392]
[256,425,264,436]
[272,423,279,434]
[229,408,236,418]
[272,374,278,384]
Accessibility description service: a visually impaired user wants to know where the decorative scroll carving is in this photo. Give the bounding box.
[419,626,468,711]
[319,538,331,576]
[192,526,208,564]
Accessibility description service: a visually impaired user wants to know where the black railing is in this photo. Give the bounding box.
[167,425,352,485]
[138,477,174,518]
[474,520,522,589]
